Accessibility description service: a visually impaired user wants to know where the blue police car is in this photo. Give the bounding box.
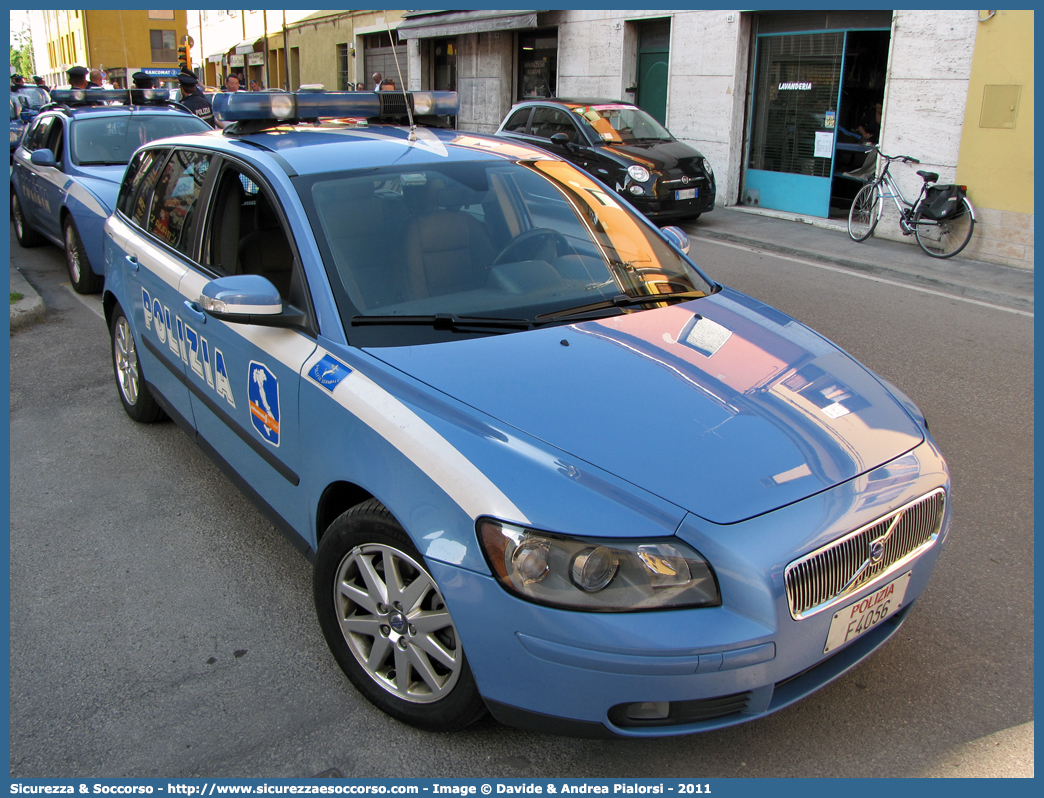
[101,89,951,736]
[11,89,210,293]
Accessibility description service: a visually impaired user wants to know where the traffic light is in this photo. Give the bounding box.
[178,44,190,71]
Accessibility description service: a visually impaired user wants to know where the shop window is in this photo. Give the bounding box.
[518,29,557,99]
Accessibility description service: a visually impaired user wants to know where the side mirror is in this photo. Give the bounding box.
[200,274,282,318]
[549,132,573,149]
[29,148,57,168]
[199,274,307,329]
[660,225,691,256]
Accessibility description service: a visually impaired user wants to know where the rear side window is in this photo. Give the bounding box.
[118,148,169,226]
[503,107,532,133]
[146,149,212,256]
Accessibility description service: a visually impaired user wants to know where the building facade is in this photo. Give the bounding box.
[400,9,1032,270]
[29,10,190,90]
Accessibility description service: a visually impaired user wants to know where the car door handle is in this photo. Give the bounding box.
[183,300,206,324]
[124,254,139,272]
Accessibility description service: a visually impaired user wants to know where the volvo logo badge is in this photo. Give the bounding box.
[869,539,886,564]
[389,613,406,632]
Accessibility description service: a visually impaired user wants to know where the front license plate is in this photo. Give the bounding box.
[675,188,697,200]
[824,572,912,653]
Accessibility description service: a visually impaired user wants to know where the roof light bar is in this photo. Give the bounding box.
[50,88,174,104]
[211,89,459,126]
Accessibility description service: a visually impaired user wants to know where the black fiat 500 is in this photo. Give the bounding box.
[495,98,715,222]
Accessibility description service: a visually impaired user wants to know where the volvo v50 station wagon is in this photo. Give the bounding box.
[101,89,950,737]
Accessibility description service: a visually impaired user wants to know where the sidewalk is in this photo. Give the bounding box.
[10,264,45,330]
[679,204,1034,313]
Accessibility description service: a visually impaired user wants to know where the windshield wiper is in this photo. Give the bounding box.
[351,313,533,332]
[536,292,704,323]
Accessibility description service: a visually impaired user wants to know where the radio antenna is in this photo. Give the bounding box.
[386,21,415,140]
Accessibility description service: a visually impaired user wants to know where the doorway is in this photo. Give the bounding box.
[636,18,670,125]
[743,15,891,217]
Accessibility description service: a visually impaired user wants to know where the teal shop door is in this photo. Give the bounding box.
[745,31,844,217]
[636,19,670,126]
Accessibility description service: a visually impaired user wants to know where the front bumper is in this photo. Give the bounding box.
[430,444,951,737]
[631,187,716,220]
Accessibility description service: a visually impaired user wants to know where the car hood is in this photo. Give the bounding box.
[600,138,704,172]
[369,289,924,525]
[73,166,124,212]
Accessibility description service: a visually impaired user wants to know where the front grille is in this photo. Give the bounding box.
[784,488,945,619]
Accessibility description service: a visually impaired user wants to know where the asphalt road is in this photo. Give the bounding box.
[9,232,1033,778]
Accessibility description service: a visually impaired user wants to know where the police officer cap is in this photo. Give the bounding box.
[177,72,198,86]
[67,65,89,78]
[132,71,153,85]
[12,73,23,80]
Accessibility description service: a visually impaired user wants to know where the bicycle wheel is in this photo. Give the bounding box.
[915,197,975,258]
[848,182,882,242]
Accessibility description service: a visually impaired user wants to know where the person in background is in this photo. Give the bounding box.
[33,76,49,90]
[66,66,90,90]
[11,74,25,91]
[224,74,240,93]
[380,78,396,91]
[132,71,155,89]
[371,72,382,91]
[178,71,215,127]
[249,80,260,91]
[844,99,884,181]
[88,68,104,89]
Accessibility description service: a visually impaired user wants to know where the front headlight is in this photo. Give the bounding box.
[478,519,720,611]
[626,164,651,183]
[702,158,714,179]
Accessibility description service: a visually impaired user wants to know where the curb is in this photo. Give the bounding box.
[686,227,1035,315]
[10,265,45,330]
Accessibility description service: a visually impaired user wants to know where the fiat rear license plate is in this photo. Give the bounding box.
[824,572,912,653]
[675,188,697,200]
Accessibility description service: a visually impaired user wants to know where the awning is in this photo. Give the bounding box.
[206,53,224,63]
[397,9,539,39]
[233,38,263,55]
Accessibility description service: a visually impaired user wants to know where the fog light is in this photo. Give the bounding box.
[629,185,645,196]
[626,701,670,720]
[570,546,619,592]
[512,539,551,585]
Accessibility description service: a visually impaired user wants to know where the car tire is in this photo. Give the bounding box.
[110,306,166,423]
[313,499,487,731]
[64,217,103,294]
[11,189,46,248]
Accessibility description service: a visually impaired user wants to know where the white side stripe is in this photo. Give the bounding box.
[307,350,530,525]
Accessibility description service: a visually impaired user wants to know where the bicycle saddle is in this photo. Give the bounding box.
[917,170,940,183]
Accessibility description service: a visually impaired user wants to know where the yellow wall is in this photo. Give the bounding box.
[86,10,189,71]
[283,10,405,90]
[956,10,1034,214]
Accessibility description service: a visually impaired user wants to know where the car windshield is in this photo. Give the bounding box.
[17,87,49,109]
[300,156,713,346]
[70,113,209,165]
[570,104,673,144]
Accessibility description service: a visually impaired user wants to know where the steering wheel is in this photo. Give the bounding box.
[493,228,570,266]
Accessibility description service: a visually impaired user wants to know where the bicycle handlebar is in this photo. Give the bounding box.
[868,145,920,165]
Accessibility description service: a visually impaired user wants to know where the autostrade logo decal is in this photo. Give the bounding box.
[308,354,353,393]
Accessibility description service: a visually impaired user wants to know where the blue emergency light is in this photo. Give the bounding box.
[211,89,459,126]
[50,88,175,104]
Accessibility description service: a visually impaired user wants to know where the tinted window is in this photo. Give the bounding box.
[119,148,170,226]
[146,149,212,255]
[503,107,531,133]
[70,113,209,166]
[23,116,54,152]
[529,107,579,142]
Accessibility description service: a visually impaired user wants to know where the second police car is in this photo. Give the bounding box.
[102,88,951,736]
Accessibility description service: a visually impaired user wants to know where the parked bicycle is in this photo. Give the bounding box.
[847,146,975,258]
